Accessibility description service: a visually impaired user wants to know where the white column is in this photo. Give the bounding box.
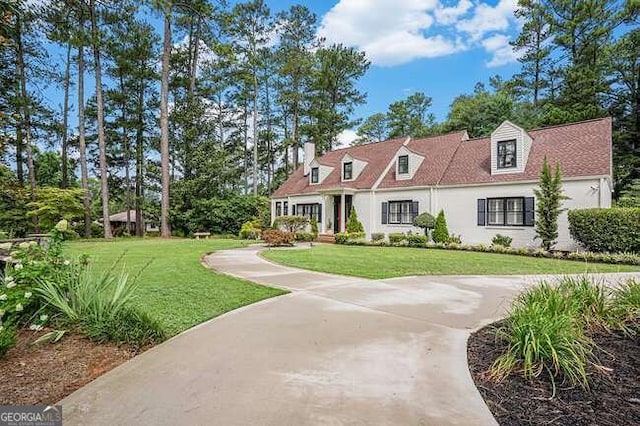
[321,195,327,233]
[340,193,346,233]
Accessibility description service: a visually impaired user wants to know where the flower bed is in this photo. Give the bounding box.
[333,233,640,266]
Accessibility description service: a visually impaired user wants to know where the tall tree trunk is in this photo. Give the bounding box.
[135,62,145,237]
[15,107,23,186]
[16,15,37,231]
[160,4,172,238]
[243,98,248,194]
[61,43,71,188]
[291,104,299,169]
[252,71,258,196]
[90,0,112,239]
[77,21,91,238]
[119,74,132,234]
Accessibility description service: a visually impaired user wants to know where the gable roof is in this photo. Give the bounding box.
[272,118,612,197]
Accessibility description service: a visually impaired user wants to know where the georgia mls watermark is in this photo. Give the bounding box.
[0,406,62,426]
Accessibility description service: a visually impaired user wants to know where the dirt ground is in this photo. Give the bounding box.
[0,329,139,405]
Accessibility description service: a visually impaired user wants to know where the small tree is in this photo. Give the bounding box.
[432,210,449,243]
[413,212,435,236]
[310,217,319,237]
[534,157,568,250]
[346,206,364,233]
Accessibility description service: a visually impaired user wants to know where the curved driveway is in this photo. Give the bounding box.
[60,245,639,425]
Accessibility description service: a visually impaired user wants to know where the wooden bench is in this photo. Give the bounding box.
[194,232,211,240]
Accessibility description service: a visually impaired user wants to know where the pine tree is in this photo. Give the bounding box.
[432,210,449,243]
[534,157,568,250]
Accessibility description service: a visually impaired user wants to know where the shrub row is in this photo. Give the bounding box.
[335,235,640,266]
[568,208,640,253]
[262,229,295,247]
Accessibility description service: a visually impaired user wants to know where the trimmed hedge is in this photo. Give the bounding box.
[568,208,640,253]
[335,232,365,244]
[295,232,315,242]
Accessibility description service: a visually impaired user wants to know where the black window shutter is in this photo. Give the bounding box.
[411,201,419,221]
[381,202,388,224]
[524,197,535,226]
[317,203,322,224]
[477,199,486,226]
[292,204,296,216]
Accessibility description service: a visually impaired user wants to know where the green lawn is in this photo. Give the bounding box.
[67,238,286,336]
[261,245,640,279]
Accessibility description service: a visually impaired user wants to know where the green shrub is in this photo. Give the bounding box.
[262,229,295,247]
[446,234,462,244]
[310,218,319,238]
[388,233,406,244]
[492,234,513,247]
[371,232,385,242]
[413,212,435,236]
[295,232,315,242]
[0,325,17,357]
[335,232,365,244]
[84,307,166,348]
[36,266,165,346]
[346,207,365,233]
[568,208,640,253]
[432,210,449,243]
[239,218,262,240]
[406,234,428,247]
[491,282,593,391]
[277,216,309,233]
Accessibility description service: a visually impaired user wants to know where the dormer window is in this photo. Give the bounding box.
[311,167,319,183]
[497,140,517,169]
[398,155,409,175]
[343,162,353,180]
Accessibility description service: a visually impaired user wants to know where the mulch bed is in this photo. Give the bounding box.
[468,321,640,426]
[0,329,140,405]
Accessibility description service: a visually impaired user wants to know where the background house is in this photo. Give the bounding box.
[271,118,612,250]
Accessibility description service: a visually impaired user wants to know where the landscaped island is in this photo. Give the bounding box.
[262,244,640,278]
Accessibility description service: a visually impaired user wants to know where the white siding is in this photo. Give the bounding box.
[491,121,532,175]
[395,146,425,181]
[308,159,334,185]
[341,153,368,181]
[437,179,607,250]
[372,189,431,237]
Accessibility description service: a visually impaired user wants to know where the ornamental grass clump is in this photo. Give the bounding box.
[609,279,640,335]
[491,282,593,393]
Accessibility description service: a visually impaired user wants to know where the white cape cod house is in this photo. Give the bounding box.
[271,118,613,250]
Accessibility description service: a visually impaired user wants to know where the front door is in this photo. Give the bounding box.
[333,195,353,233]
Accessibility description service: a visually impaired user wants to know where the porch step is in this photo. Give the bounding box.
[316,234,336,244]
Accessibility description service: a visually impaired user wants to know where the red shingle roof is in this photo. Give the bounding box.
[272,118,612,197]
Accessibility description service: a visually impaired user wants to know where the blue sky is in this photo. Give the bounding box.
[260,0,522,143]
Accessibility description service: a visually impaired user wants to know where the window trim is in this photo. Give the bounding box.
[275,201,282,218]
[343,161,353,180]
[310,167,319,184]
[497,139,517,169]
[388,200,414,225]
[487,197,525,226]
[398,155,409,175]
[297,203,321,222]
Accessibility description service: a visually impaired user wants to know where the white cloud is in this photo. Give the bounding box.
[317,0,519,68]
[456,0,517,41]
[481,34,520,67]
[336,129,358,147]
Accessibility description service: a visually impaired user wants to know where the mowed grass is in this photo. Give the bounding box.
[262,245,640,279]
[67,239,286,336]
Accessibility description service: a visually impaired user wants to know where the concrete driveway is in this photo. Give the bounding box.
[59,245,639,426]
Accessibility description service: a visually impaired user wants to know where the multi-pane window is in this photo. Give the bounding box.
[298,203,320,221]
[283,201,288,216]
[398,155,409,174]
[311,167,319,183]
[275,202,282,217]
[487,197,524,226]
[389,201,413,224]
[497,140,517,169]
[343,162,353,180]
